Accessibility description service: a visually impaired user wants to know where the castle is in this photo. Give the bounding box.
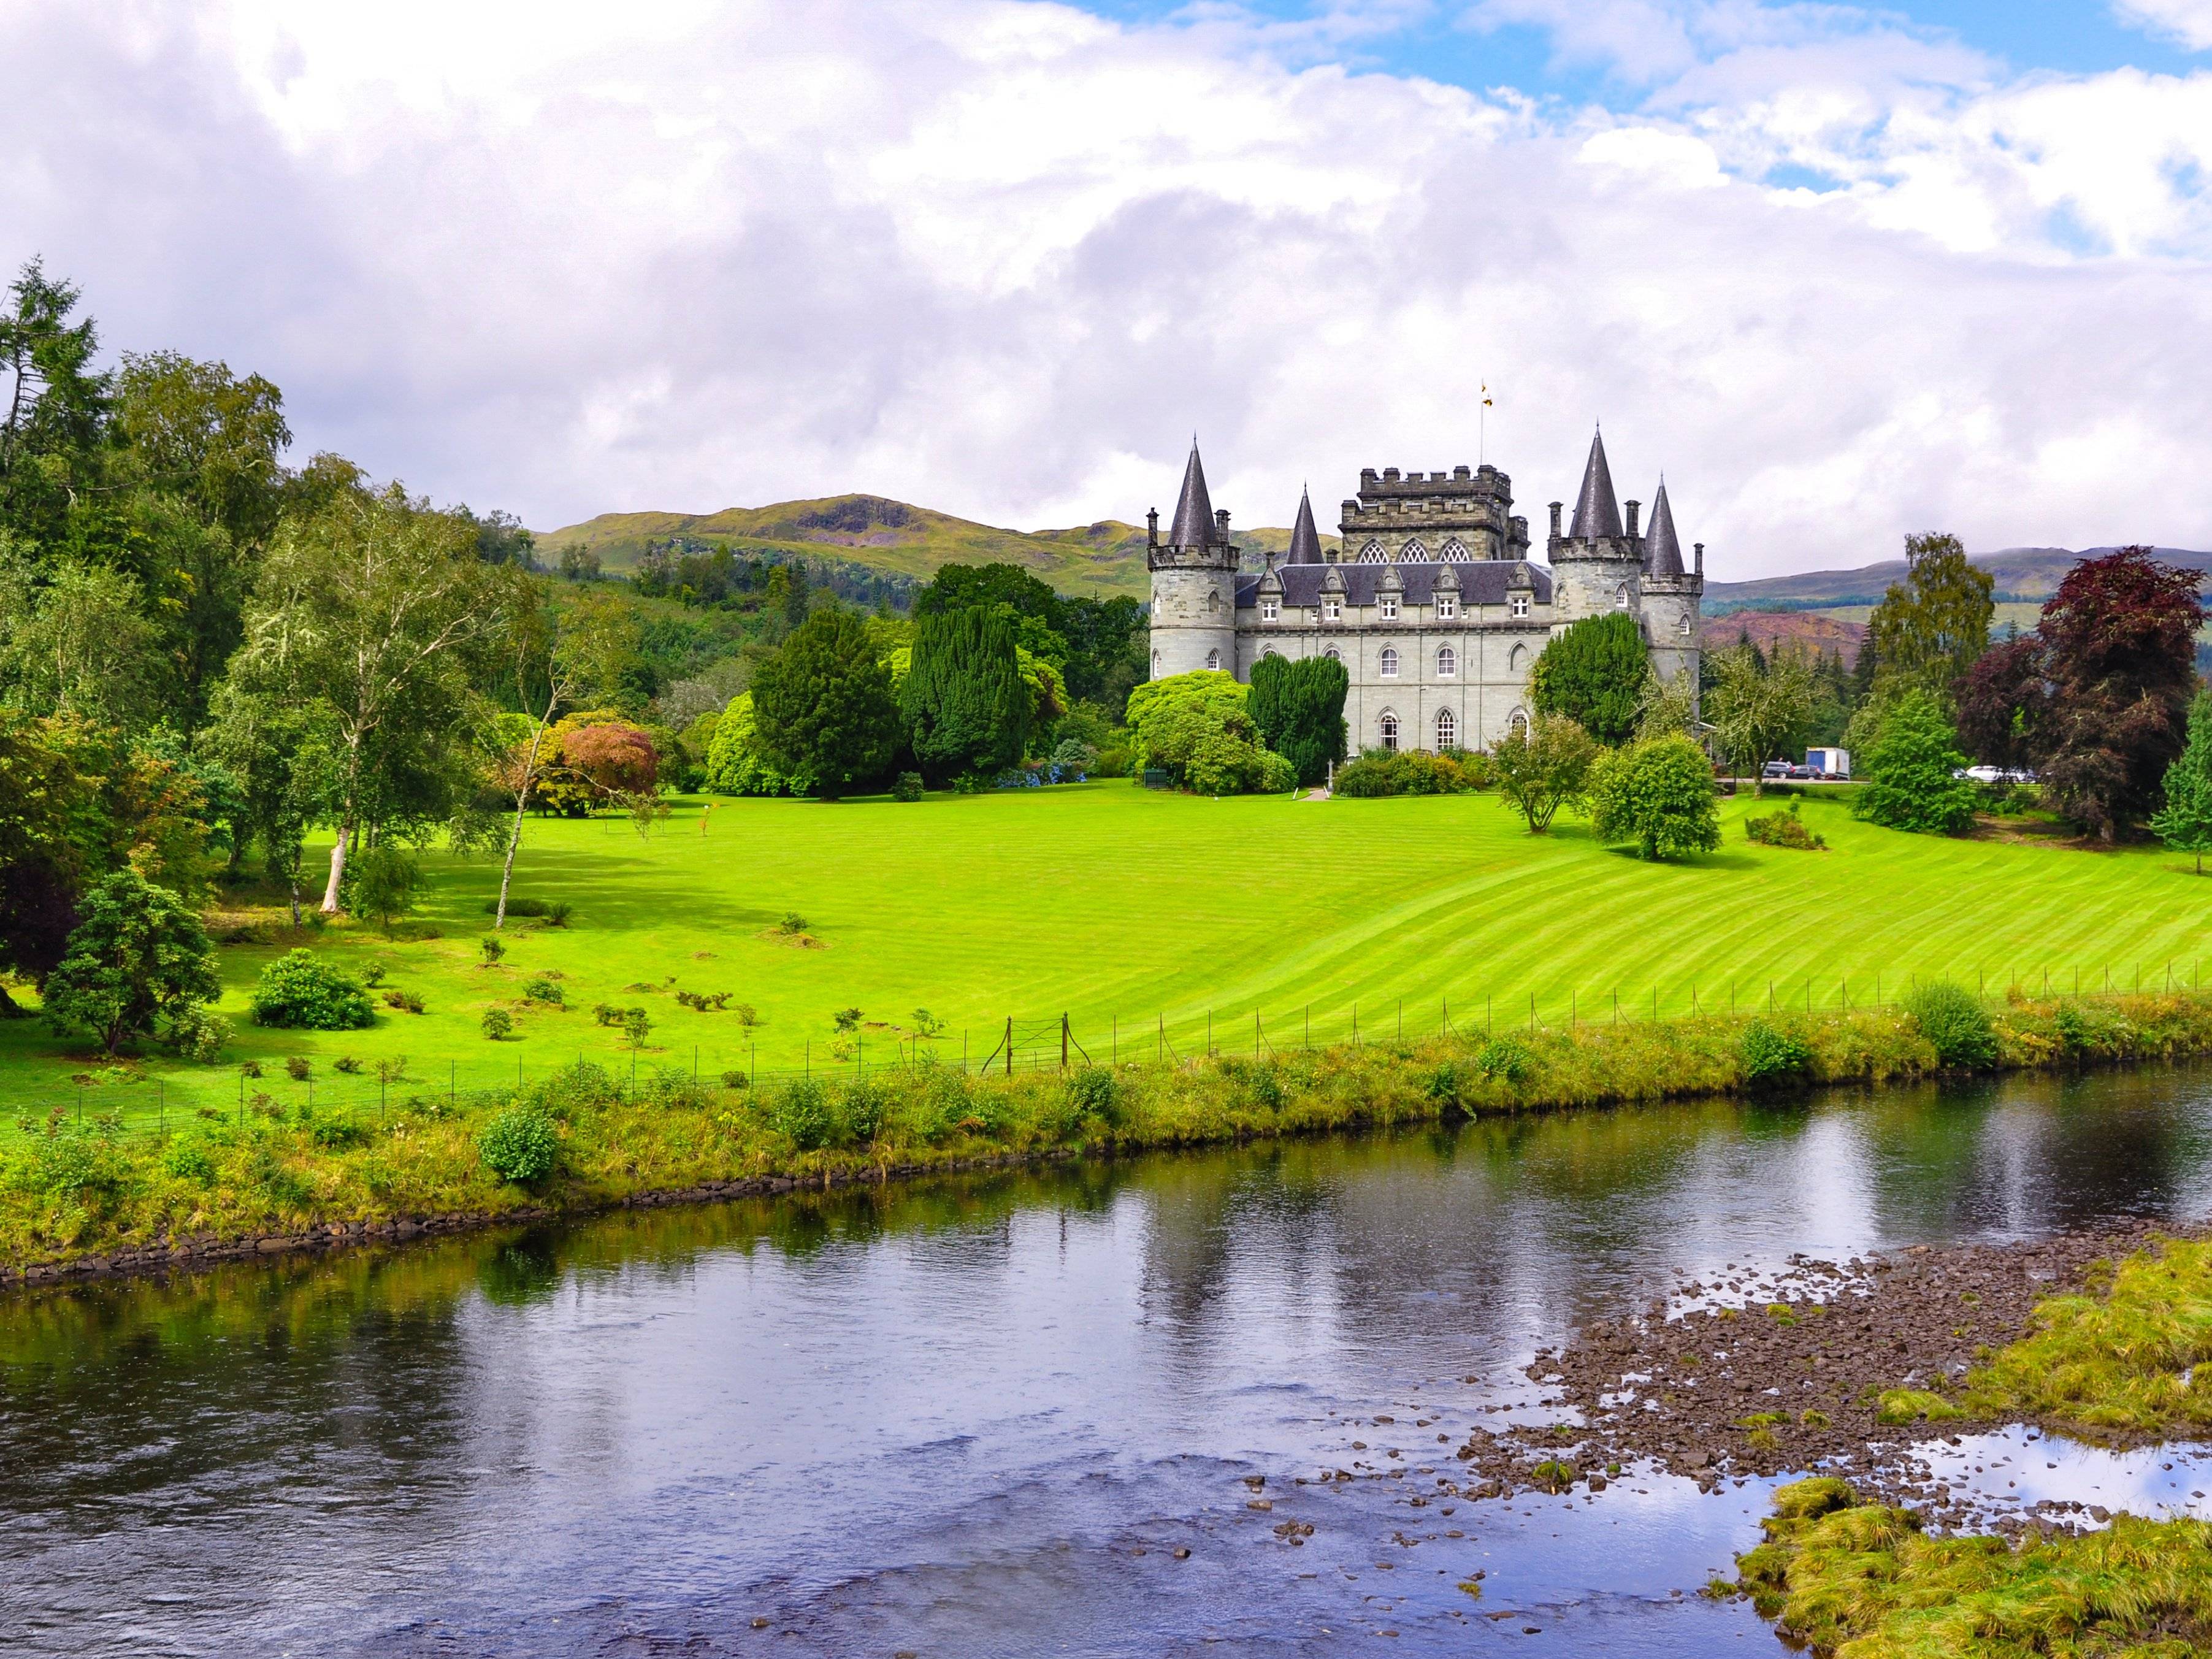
[1145,429,1705,754]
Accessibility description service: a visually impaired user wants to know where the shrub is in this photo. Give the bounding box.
[481,1006,514,1041]
[621,1008,651,1047]
[1424,1062,1464,1105]
[1904,979,1997,1069]
[769,1078,836,1149]
[169,1006,231,1063]
[480,935,505,966]
[162,1141,216,1184]
[1858,689,1980,834]
[359,965,387,987]
[733,1003,762,1028]
[1745,802,1826,849]
[1068,1065,1119,1124]
[310,1114,368,1149]
[543,901,573,929]
[1474,1036,1532,1082]
[479,1105,559,1182]
[40,869,222,1055]
[251,951,375,1030]
[1740,1019,1812,1084]
[778,913,809,936]
[334,1055,364,1074]
[721,1069,748,1090]
[524,976,565,1006]
[841,1080,890,1143]
[285,1055,312,1081]
[382,989,425,1014]
[485,896,550,917]
[893,771,925,802]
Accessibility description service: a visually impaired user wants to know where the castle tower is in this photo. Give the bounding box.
[1147,441,1241,679]
[1545,429,1645,630]
[1640,480,1705,689]
[1285,486,1324,564]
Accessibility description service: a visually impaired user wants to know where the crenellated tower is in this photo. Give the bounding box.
[1545,429,1645,629]
[1146,441,1241,678]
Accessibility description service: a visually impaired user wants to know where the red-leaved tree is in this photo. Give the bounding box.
[561,721,658,801]
[1954,633,2047,774]
[2034,547,2203,840]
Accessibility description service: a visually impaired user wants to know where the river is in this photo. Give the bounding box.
[5,1067,2212,1656]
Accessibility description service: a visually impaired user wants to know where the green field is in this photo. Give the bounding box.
[6,784,2211,1124]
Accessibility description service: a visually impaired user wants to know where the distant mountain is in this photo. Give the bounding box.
[1704,546,2212,613]
[535,495,1154,599]
[1702,610,1868,665]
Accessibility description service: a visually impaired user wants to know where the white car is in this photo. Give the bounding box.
[1959,765,2035,784]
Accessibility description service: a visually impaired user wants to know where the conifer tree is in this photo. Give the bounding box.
[752,608,900,799]
[1529,613,1649,745]
[900,605,1028,781]
[2151,689,2212,875]
[1250,653,1348,786]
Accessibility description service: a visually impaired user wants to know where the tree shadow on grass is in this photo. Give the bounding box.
[419,846,795,938]
[1594,844,1762,872]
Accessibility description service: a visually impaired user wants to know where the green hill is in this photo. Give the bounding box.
[1704,545,2212,613]
[537,494,1329,601]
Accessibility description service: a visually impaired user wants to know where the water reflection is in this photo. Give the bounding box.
[2,1068,2210,1657]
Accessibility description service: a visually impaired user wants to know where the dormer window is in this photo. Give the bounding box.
[1324,597,1342,621]
[1436,596,1456,620]
[1510,594,1531,618]
[1261,597,1279,621]
[1379,594,1399,621]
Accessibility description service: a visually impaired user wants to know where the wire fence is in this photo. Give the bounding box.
[5,958,2207,1144]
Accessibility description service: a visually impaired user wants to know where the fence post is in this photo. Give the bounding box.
[1062,1014,1071,1071]
[1254,1012,1261,1057]
[1005,1017,1013,1078]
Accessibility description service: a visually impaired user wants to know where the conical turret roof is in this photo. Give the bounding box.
[1568,428,1623,540]
[1286,487,1323,565]
[1168,441,1219,550]
[1645,480,1685,577]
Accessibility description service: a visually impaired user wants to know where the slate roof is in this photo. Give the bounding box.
[1645,481,1685,577]
[1240,561,1552,609]
[1568,429,1622,540]
[1168,442,1223,549]
[1286,488,1323,565]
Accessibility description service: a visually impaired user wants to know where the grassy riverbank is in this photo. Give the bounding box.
[9,987,2212,1279]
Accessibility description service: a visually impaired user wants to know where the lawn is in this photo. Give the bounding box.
[6,783,2211,1124]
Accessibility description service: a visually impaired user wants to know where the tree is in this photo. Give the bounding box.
[751,608,900,799]
[40,870,219,1056]
[1866,532,1994,702]
[2034,547,2203,841]
[900,605,1028,780]
[229,483,502,911]
[1490,714,1598,833]
[1704,643,1815,789]
[349,843,424,937]
[1528,612,1650,745]
[1249,653,1348,786]
[202,683,340,925]
[0,556,163,726]
[1590,734,1721,860]
[1632,665,1699,741]
[1857,689,1980,834]
[112,350,291,553]
[0,259,111,548]
[1954,632,2046,773]
[2150,689,2212,874]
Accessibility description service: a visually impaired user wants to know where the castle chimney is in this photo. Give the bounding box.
[1215,507,1231,540]
[1694,542,1704,575]
[1548,501,1563,538]
[1146,507,1158,548]
[1625,500,1640,539]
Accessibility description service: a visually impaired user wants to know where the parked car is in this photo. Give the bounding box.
[1786,764,1814,780]
[1761,761,1791,780]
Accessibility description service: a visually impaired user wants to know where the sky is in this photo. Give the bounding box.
[4,1,2210,577]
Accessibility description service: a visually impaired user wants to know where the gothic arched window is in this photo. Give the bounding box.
[1679,612,1693,636]
[1508,707,1529,737]
[1205,648,1221,672]
[1206,589,1220,613]
[1436,645,1456,678]
[1615,583,1630,610]
[1358,540,1387,564]
[1440,537,1469,561]
[1436,708,1456,749]
[1379,646,1399,679]
[1323,646,1341,661]
[1508,643,1527,672]
[1379,711,1399,752]
[1401,539,1427,561]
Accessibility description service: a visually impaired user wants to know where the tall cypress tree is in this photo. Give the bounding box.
[900,605,1028,782]
[1529,612,1650,745]
[1250,654,1347,786]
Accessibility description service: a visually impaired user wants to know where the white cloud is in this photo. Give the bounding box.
[0,0,2208,578]
[2114,0,2212,51]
